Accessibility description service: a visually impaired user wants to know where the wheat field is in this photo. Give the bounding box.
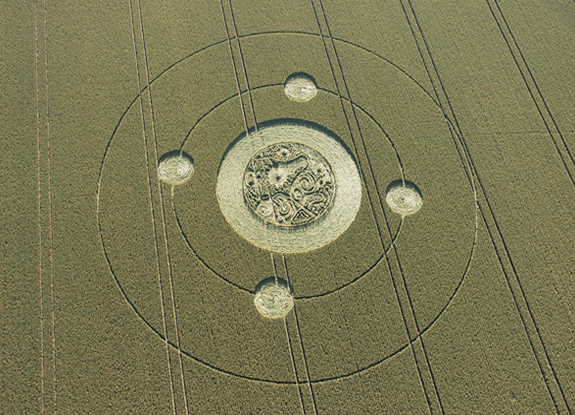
[2,0,575,413]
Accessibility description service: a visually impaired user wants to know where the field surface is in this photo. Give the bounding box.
[1,0,575,414]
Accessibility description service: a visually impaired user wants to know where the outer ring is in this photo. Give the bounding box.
[216,121,362,253]
[97,32,478,385]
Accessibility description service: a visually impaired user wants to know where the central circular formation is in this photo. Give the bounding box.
[217,120,362,253]
[243,142,336,227]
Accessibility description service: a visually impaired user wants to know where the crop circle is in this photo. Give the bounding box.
[253,279,294,319]
[385,181,423,216]
[243,142,336,227]
[284,73,318,101]
[158,151,194,185]
[217,121,361,253]
[99,33,477,385]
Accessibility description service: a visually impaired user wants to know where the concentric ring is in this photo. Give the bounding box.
[97,31,478,386]
[173,88,403,299]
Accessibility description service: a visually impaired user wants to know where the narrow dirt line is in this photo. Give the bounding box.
[311,0,440,412]
[218,3,307,414]
[132,0,191,412]
[403,0,570,413]
[34,0,45,412]
[40,0,58,412]
[283,318,307,415]
[487,0,575,189]
[283,256,316,415]
[127,1,178,413]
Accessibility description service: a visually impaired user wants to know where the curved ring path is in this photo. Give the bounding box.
[96,31,478,385]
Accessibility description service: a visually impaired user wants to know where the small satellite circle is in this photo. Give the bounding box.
[284,73,318,102]
[158,151,194,185]
[253,278,294,319]
[216,120,361,253]
[385,181,423,216]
